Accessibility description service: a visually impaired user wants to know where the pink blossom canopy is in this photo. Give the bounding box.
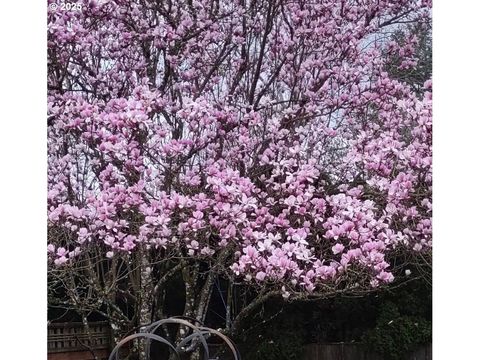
[47,0,432,297]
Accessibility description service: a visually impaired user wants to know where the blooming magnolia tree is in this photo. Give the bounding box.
[47,0,432,348]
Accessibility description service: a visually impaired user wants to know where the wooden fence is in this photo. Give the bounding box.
[304,343,432,360]
[47,321,111,360]
[48,322,432,360]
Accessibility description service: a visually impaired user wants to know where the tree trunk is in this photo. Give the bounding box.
[138,246,154,360]
[81,314,99,360]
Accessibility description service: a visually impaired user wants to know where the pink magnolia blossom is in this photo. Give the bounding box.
[255,272,267,281]
[332,244,345,255]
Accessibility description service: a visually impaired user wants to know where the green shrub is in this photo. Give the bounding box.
[363,301,431,360]
[237,304,306,360]
[249,330,304,360]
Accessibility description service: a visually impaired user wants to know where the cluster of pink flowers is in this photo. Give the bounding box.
[48,0,431,296]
